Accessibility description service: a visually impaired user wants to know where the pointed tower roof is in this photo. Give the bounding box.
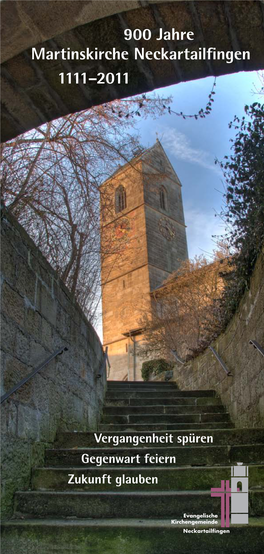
[101,139,181,185]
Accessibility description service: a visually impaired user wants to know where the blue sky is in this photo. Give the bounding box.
[95,70,262,338]
[134,70,262,259]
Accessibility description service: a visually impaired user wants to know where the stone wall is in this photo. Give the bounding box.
[1,208,106,519]
[171,248,264,428]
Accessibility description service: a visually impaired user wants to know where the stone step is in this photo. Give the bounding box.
[103,405,225,415]
[55,428,264,448]
[3,356,264,554]
[107,385,178,391]
[105,397,222,407]
[107,388,181,393]
[106,390,216,399]
[14,490,264,519]
[44,444,264,467]
[98,422,234,432]
[3,518,264,554]
[107,381,177,387]
[100,413,230,425]
[32,464,264,492]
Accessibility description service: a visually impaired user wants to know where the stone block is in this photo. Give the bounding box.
[38,412,51,442]
[15,328,30,364]
[33,278,42,312]
[15,258,36,306]
[1,439,32,520]
[80,318,88,338]
[32,373,50,413]
[238,410,251,428]
[0,234,17,285]
[88,403,98,431]
[1,402,18,436]
[56,285,76,320]
[56,305,71,341]
[61,393,85,430]
[230,400,238,421]
[47,386,61,422]
[0,351,6,396]
[40,285,57,326]
[255,370,264,395]
[220,376,231,394]
[1,282,24,327]
[70,320,79,345]
[27,253,41,281]
[258,395,264,421]
[0,314,16,355]
[25,308,41,341]
[30,340,48,367]
[4,356,32,404]
[57,362,88,399]
[30,442,46,469]
[0,408,8,435]
[1,436,31,482]
[85,366,95,389]
[0,384,19,436]
[72,395,85,421]
[52,329,66,352]
[17,404,39,440]
[241,380,251,410]
[38,261,53,293]
[41,318,53,349]
[1,478,19,520]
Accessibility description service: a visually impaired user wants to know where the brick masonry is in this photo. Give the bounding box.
[1,208,106,519]
[169,248,264,428]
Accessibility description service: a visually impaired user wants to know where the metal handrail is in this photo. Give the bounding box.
[171,349,185,365]
[209,346,232,376]
[249,340,264,357]
[97,346,111,379]
[106,347,111,378]
[1,347,68,404]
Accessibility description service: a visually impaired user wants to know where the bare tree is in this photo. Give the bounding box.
[139,253,231,361]
[1,95,171,321]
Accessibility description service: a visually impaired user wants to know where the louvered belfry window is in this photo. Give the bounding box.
[115,185,127,213]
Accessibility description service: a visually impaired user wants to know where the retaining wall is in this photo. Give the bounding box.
[1,208,106,519]
[171,248,264,428]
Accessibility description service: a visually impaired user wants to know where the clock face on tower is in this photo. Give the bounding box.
[158,216,176,241]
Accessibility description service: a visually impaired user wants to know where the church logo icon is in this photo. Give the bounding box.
[211,462,249,527]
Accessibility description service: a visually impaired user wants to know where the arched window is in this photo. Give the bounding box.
[115,185,126,213]
[237,481,243,491]
[160,185,167,210]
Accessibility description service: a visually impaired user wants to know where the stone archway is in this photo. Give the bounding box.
[1,0,264,141]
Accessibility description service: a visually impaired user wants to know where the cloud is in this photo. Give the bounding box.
[185,208,226,259]
[160,127,221,173]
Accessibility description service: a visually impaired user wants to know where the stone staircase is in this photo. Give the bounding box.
[2,381,264,553]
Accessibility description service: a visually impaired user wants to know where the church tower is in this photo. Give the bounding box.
[100,140,188,381]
